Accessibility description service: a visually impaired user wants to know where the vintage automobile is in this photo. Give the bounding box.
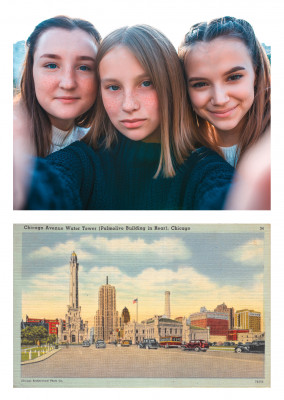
[235,340,265,353]
[95,340,106,349]
[159,336,182,348]
[121,339,131,347]
[182,340,209,352]
[82,340,90,347]
[138,338,159,349]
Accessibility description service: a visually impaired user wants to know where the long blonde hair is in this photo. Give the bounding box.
[179,16,271,165]
[84,24,193,177]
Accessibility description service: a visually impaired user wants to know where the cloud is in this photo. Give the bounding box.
[28,235,191,262]
[226,239,264,266]
[29,240,93,261]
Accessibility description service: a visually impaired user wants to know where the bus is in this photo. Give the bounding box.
[159,336,182,348]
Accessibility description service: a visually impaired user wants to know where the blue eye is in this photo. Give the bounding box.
[228,74,243,81]
[108,85,120,91]
[79,65,90,71]
[45,63,57,69]
[142,80,152,87]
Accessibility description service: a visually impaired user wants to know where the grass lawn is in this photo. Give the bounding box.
[21,346,55,362]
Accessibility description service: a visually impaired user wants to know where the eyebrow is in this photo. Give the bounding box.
[188,66,246,82]
[101,73,150,84]
[40,54,96,62]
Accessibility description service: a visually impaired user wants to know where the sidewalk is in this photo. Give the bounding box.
[21,348,62,365]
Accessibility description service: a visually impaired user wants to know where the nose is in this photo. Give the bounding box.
[122,90,139,112]
[210,85,229,106]
[59,68,77,90]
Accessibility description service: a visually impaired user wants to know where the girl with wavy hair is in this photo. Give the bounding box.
[179,16,270,167]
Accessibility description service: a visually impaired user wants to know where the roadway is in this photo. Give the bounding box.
[21,344,265,379]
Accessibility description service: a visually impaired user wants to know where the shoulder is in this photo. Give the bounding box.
[190,146,234,173]
[73,126,89,140]
[182,147,235,210]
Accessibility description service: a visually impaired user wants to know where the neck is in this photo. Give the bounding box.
[215,122,243,147]
[49,116,74,132]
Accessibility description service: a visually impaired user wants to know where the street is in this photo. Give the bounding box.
[21,344,265,378]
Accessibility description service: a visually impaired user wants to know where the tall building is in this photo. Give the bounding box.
[58,252,88,344]
[214,302,235,329]
[235,309,261,332]
[165,291,171,319]
[95,277,118,341]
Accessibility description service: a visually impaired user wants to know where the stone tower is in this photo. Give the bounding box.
[69,251,79,308]
[165,291,171,319]
[58,252,88,344]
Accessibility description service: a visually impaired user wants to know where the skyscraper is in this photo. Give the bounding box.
[95,277,118,341]
[59,252,88,344]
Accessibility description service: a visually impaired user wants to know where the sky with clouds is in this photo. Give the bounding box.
[18,225,268,328]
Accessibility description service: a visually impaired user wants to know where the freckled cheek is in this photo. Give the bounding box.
[141,92,159,115]
[102,95,121,118]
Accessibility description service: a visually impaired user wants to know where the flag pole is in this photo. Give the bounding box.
[136,299,138,323]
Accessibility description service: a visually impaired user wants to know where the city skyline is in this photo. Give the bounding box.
[20,225,268,328]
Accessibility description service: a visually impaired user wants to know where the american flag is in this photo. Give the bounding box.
[133,298,138,304]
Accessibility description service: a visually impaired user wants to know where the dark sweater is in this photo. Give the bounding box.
[26,133,234,210]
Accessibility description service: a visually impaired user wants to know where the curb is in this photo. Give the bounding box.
[21,348,62,365]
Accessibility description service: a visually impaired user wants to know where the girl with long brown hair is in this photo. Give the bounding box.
[179,16,270,167]
[17,15,101,157]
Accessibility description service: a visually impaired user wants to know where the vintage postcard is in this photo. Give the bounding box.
[14,224,270,388]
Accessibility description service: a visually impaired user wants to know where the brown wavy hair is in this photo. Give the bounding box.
[84,24,193,178]
[178,16,271,165]
[20,15,101,157]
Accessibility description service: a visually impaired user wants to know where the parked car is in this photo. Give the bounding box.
[182,340,209,352]
[95,340,106,348]
[121,339,131,347]
[138,338,159,349]
[235,340,265,353]
[82,340,90,347]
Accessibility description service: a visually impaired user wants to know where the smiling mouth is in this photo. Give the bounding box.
[120,119,146,128]
[209,106,238,117]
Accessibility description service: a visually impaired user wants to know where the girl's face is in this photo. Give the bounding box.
[184,37,255,146]
[99,45,160,143]
[33,28,98,131]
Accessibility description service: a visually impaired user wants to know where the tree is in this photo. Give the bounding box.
[21,326,48,345]
[47,334,57,344]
